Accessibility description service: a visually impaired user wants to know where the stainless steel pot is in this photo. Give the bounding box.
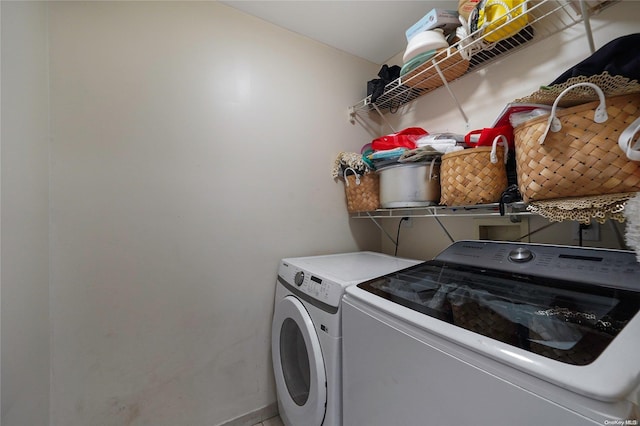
[377,160,441,208]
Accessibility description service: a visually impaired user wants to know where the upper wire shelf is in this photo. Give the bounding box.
[349,0,620,117]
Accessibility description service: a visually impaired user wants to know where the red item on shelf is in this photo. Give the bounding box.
[465,125,514,149]
[372,127,428,151]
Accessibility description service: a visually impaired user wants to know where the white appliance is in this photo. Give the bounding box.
[272,252,419,426]
[342,240,640,426]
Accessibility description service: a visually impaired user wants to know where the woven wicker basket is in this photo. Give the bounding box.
[343,168,380,213]
[514,83,640,202]
[440,140,508,206]
[402,47,470,90]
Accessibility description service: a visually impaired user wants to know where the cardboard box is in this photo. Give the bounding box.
[405,9,460,42]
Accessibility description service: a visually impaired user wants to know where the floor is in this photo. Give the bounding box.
[252,415,283,426]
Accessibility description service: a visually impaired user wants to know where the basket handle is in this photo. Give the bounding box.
[343,167,360,186]
[619,117,640,161]
[538,82,608,145]
[490,135,509,164]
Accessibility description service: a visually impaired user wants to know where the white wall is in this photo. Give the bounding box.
[47,2,378,426]
[377,2,640,260]
[3,2,637,425]
[1,2,51,425]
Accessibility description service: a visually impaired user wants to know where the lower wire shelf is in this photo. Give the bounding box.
[350,202,530,219]
[352,202,532,245]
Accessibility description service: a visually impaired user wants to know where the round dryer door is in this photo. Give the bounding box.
[272,295,326,426]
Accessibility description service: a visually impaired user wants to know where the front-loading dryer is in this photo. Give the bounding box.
[272,251,419,426]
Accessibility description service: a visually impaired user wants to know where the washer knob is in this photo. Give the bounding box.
[509,247,534,263]
[294,271,305,286]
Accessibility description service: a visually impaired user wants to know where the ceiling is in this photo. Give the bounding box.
[219,1,456,64]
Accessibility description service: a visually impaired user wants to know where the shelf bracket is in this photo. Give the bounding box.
[434,216,455,243]
[580,0,596,54]
[372,103,398,133]
[432,58,469,130]
[348,106,356,124]
[516,221,556,241]
[366,212,398,246]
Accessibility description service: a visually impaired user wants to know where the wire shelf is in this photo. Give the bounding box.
[351,202,529,219]
[349,0,620,117]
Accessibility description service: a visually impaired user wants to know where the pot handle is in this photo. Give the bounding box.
[619,117,640,161]
[428,157,439,180]
[490,135,509,164]
[538,82,608,145]
[343,167,360,186]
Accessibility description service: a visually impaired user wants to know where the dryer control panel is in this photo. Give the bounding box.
[278,252,421,310]
[278,262,343,309]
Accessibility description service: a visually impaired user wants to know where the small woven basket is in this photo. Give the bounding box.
[440,138,508,206]
[514,83,640,202]
[402,47,470,90]
[343,168,380,213]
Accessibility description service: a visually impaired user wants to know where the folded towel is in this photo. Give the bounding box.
[415,133,464,148]
[368,147,407,160]
[624,193,640,263]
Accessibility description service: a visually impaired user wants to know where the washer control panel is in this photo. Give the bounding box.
[508,247,534,263]
[435,240,640,291]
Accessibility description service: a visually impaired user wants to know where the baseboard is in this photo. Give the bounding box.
[217,402,278,426]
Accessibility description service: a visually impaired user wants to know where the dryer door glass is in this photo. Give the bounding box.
[280,318,311,406]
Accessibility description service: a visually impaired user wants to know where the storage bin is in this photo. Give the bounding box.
[343,168,380,213]
[513,83,640,202]
[439,136,508,205]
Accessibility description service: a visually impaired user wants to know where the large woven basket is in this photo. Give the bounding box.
[343,168,380,213]
[440,141,508,206]
[514,83,640,202]
[402,47,470,90]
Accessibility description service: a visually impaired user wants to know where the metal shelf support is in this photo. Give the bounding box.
[366,212,398,246]
[432,59,469,130]
[580,0,596,54]
[372,103,398,133]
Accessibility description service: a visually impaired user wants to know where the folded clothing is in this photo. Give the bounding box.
[372,127,428,151]
[625,193,640,263]
[398,146,441,163]
[415,133,465,153]
[368,147,407,160]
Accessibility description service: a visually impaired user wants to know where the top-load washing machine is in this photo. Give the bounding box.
[342,240,640,426]
[272,251,419,426]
